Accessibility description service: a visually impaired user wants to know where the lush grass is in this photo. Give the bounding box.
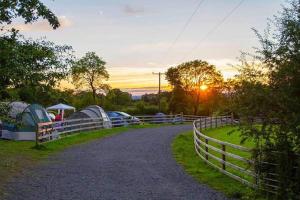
[203,126,255,148]
[0,123,171,196]
[172,126,264,199]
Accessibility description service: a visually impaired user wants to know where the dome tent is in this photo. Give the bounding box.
[68,105,112,128]
[9,101,29,119]
[1,103,51,140]
[1,101,29,132]
[20,104,51,131]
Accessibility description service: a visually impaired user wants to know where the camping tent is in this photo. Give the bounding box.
[68,105,112,128]
[9,101,29,118]
[1,103,51,140]
[21,104,52,131]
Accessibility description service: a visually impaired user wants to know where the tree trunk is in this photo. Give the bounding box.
[194,92,200,115]
[92,88,96,103]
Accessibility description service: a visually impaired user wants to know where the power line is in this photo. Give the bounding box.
[162,0,205,62]
[179,0,245,63]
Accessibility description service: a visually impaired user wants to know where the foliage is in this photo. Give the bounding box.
[71,52,109,102]
[0,102,13,124]
[0,32,73,102]
[0,0,60,29]
[104,88,132,109]
[231,1,300,198]
[166,60,224,115]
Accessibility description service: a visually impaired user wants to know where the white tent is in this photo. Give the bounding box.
[46,103,76,120]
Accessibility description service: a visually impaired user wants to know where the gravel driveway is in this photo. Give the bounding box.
[5,125,227,200]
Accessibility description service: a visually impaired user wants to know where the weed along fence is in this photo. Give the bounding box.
[192,116,279,194]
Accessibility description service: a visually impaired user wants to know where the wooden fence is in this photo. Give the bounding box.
[36,114,191,144]
[193,116,279,194]
[36,117,106,144]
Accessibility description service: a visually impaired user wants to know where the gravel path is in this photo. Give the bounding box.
[5,125,227,200]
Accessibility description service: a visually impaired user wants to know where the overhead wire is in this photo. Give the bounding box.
[161,0,206,64]
[179,0,245,63]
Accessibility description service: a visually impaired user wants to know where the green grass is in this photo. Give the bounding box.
[172,126,264,199]
[0,123,172,197]
[203,126,255,148]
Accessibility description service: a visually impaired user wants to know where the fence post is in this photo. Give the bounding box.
[222,144,226,170]
[205,138,209,160]
[35,124,39,146]
[231,113,234,125]
[180,112,184,124]
[210,116,213,128]
[0,120,2,138]
[199,118,202,130]
[205,117,207,128]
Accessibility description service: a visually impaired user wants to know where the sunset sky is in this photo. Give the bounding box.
[13,0,284,95]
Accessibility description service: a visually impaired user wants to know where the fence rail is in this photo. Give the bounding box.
[36,114,208,144]
[192,116,279,194]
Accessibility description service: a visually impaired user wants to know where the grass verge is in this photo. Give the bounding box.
[172,126,264,199]
[0,123,172,197]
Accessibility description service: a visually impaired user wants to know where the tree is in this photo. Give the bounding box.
[0,32,73,102]
[105,89,131,106]
[166,60,223,115]
[71,52,109,103]
[231,1,300,197]
[0,0,60,29]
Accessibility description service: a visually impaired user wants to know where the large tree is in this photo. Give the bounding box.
[232,1,300,197]
[0,32,73,102]
[0,0,67,103]
[166,60,223,115]
[0,0,60,29]
[71,52,109,102]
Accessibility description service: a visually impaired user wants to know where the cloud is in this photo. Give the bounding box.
[123,5,145,15]
[8,16,72,32]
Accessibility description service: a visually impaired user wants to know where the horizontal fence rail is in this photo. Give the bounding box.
[36,117,106,144]
[36,114,208,144]
[192,116,279,194]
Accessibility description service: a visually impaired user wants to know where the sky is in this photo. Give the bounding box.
[12,0,285,95]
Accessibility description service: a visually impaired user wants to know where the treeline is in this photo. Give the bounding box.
[1,1,300,197]
[0,1,229,116]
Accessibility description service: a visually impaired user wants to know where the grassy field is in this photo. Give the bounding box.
[172,126,264,199]
[0,123,171,196]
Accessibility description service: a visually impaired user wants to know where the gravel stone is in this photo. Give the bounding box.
[5,125,228,200]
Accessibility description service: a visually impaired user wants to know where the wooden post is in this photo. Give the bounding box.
[0,120,2,138]
[180,112,184,124]
[210,116,213,128]
[215,116,217,127]
[222,144,226,170]
[231,113,234,125]
[205,138,209,160]
[204,117,207,128]
[35,124,39,146]
[199,118,202,130]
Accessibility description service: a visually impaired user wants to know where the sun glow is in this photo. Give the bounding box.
[200,85,208,91]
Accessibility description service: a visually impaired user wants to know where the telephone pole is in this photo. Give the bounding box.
[152,72,165,112]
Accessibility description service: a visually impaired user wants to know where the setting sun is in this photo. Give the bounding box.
[200,85,208,91]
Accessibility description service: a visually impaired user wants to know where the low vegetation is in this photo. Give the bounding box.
[172,126,265,199]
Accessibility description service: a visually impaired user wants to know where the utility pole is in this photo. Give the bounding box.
[152,72,165,112]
